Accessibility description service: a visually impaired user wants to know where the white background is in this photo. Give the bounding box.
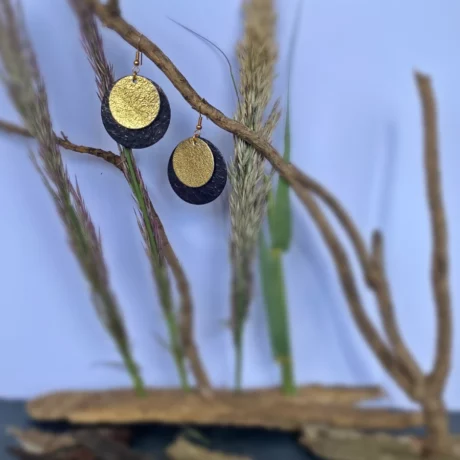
[0,0,459,410]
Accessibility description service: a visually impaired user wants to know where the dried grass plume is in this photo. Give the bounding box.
[228,0,281,388]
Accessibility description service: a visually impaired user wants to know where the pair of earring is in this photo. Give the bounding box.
[101,44,227,206]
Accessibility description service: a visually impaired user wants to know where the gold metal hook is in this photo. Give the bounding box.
[132,35,144,81]
[193,113,203,143]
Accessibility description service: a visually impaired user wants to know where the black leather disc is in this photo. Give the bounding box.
[101,77,171,149]
[168,137,227,205]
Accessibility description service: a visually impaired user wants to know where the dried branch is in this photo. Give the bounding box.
[368,231,424,390]
[58,0,425,398]
[415,73,452,396]
[79,3,414,394]
[0,118,121,168]
[105,0,120,17]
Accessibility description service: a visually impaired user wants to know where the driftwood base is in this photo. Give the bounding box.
[26,385,423,431]
[300,425,460,460]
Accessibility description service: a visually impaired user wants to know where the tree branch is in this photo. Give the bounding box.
[0,119,122,169]
[415,73,452,396]
[368,231,424,395]
[105,0,120,17]
[84,0,422,396]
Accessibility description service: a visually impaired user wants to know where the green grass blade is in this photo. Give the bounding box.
[270,0,303,251]
[168,17,240,105]
[259,233,295,394]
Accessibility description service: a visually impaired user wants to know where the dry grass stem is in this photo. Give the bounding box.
[0,0,144,394]
[229,0,281,389]
[69,0,210,393]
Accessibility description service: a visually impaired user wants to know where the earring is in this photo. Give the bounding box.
[101,37,171,149]
[168,114,227,205]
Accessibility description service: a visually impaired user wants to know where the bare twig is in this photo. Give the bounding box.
[0,118,121,168]
[415,73,452,457]
[415,74,452,396]
[368,231,424,389]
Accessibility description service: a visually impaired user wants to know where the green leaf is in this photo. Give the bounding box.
[270,0,303,252]
[259,234,290,360]
[267,189,277,238]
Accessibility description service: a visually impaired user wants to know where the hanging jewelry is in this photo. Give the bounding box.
[168,114,227,205]
[101,36,171,149]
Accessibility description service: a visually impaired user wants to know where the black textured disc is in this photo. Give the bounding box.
[101,77,171,149]
[168,137,227,205]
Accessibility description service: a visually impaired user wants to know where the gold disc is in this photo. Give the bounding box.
[172,138,215,188]
[108,76,160,129]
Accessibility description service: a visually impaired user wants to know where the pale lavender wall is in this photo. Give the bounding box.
[0,0,459,410]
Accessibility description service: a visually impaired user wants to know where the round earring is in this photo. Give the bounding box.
[101,39,170,149]
[168,114,227,205]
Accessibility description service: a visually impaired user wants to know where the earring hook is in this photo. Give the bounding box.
[193,113,203,143]
[132,35,144,81]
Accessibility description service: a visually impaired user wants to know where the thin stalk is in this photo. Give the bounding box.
[233,288,248,391]
[119,347,146,397]
[122,148,189,391]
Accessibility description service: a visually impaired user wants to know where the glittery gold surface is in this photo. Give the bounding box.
[172,138,215,188]
[108,76,160,129]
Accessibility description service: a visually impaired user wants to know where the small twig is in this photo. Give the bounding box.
[0,119,122,169]
[368,231,424,393]
[415,73,452,397]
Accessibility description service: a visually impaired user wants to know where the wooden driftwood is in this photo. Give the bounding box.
[300,425,460,460]
[26,386,422,430]
[7,430,251,460]
[6,427,132,455]
[166,436,251,460]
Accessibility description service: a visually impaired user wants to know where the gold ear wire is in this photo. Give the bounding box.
[132,35,144,81]
[193,113,203,143]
